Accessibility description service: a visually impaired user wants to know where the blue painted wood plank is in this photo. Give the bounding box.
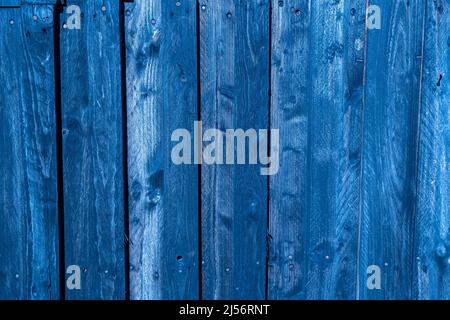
[200,0,269,300]
[125,0,199,299]
[413,0,450,300]
[0,5,59,299]
[60,0,125,299]
[268,0,366,300]
[358,0,425,299]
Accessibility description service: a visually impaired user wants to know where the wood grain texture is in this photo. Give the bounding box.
[1,0,450,302]
[200,0,269,300]
[358,0,425,299]
[60,0,125,299]
[269,0,366,299]
[0,5,59,299]
[413,0,450,300]
[125,0,199,299]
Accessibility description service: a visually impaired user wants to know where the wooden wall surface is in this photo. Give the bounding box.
[0,0,449,300]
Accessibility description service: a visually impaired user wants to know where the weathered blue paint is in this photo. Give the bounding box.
[60,0,125,299]
[358,0,425,299]
[200,0,269,300]
[125,0,199,300]
[0,5,59,299]
[414,0,450,300]
[269,0,366,300]
[1,0,450,301]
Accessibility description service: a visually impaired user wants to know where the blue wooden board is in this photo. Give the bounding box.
[200,0,269,300]
[413,0,450,300]
[125,0,199,300]
[269,0,365,300]
[358,0,425,299]
[60,0,125,299]
[0,5,59,299]
[1,0,450,300]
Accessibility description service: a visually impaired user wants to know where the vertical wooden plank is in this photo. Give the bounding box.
[268,0,310,298]
[125,0,199,299]
[358,0,424,299]
[269,0,366,299]
[200,0,269,299]
[60,0,125,299]
[414,0,450,300]
[0,5,59,299]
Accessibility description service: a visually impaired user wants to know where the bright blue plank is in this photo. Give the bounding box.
[60,0,125,299]
[0,5,59,299]
[125,0,199,299]
[200,0,269,299]
[414,0,450,300]
[269,0,365,299]
[358,0,425,299]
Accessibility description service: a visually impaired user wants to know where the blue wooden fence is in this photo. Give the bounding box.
[0,0,449,300]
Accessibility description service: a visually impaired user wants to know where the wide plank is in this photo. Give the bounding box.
[60,0,125,299]
[125,0,199,299]
[200,0,270,299]
[0,5,59,299]
[358,0,425,299]
[413,0,450,300]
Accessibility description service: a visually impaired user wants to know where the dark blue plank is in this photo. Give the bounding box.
[0,5,59,299]
[269,0,365,299]
[60,0,125,299]
[414,0,450,300]
[358,0,425,299]
[125,0,199,299]
[200,0,269,299]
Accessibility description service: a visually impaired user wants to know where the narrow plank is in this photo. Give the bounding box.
[125,0,199,299]
[269,0,366,299]
[414,0,450,300]
[358,0,424,299]
[200,0,269,299]
[60,0,125,299]
[0,5,59,299]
